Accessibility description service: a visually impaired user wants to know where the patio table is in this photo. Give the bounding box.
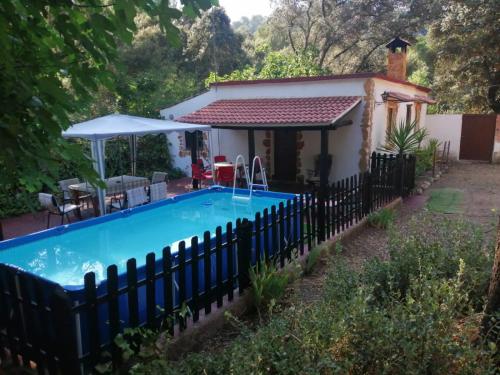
[69,175,149,216]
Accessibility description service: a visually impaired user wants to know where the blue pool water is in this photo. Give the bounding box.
[0,189,289,287]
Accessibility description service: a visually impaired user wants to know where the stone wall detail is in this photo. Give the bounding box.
[359,78,375,171]
[296,131,305,183]
[263,130,273,176]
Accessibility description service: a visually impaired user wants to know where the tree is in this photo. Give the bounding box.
[185,7,249,79]
[0,0,214,195]
[233,15,267,35]
[204,48,329,86]
[261,0,443,72]
[429,0,500,113]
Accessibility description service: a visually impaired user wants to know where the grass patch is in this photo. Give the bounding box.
[427,188,463,213]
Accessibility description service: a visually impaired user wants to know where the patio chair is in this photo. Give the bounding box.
[217,165,235,187]
[151,171,168,184]
[38,192,80,228]
[58,177,92,209]
[150,182,168,202]
[126,186,149,208]
[214,155,227,163]
[191,163,212,188]
[306,154,333,188]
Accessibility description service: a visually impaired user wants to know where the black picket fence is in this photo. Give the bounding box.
[0,152,415,374]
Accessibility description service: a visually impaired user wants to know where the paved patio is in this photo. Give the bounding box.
[1,177,196,240]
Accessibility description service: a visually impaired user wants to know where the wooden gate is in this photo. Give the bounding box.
[459,114,496,161]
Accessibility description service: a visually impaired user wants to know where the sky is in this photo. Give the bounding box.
[218,0,274,23]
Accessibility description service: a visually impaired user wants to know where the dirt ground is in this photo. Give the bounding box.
[293,161,500,305]
[429,161,500,226]
[343,161,500,268]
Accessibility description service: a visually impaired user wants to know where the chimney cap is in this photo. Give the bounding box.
[386,37,411,52]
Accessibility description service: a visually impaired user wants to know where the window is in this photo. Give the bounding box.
[406,104,412,125]
[185,130,204,151]
[387,102,398,133]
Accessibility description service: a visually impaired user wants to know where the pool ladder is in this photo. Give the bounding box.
[232,155,268,201]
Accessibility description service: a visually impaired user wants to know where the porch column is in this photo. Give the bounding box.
[318,128,328,241]
[90,139,107,216]
[248,129,255,178]
[129,134,137,176]
[190,131,198,189]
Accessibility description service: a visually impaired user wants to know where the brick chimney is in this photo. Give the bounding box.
[386,37,411,81]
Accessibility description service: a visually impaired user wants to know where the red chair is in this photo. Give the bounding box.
[191,163,212,188]
[217,165,235,186]
[214,155,227,163]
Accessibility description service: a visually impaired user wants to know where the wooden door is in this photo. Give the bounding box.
[459,114,496,161]
[274,130,297,181]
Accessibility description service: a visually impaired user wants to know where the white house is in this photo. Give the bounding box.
[160,37,435,185]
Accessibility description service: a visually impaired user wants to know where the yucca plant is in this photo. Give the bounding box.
[427,138,441,152]
[415,127,429,149]
[380,120,428,155]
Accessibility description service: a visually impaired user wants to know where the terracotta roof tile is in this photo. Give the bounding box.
[177,96,361,126]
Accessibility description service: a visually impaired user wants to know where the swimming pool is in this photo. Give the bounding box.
[0,187,301,371]
[0,187,292,288]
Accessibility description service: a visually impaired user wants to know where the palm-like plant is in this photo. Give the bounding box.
[380,120,427,155]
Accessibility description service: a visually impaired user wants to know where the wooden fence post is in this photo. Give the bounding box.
[364,171,372,215]
[432,148,437,177]
[236,219,253,294]
[50,287,80,374]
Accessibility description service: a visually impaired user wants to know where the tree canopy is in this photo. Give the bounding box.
[0,0,214,194]
[0,0,498,205]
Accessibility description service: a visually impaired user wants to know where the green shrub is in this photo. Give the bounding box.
[0,187,40,219]
[303,244,329,275]
[249,261,289,321]
[118,215,497,374]
[367,207,395,229]
[415,138,441,177]
[364,215,492,310]
[0,135,185,219]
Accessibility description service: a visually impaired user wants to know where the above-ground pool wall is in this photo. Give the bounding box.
[424,114,463,160]
[67,194,300,368]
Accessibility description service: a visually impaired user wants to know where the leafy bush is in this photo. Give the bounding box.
[249,261,289,321]
[365,215,492,310]
[0,135,185,219]
[303,244,329,275]
[367,207,395,229]
[114,216,497,374]
[415,138,441,176]
[0,187,40,219]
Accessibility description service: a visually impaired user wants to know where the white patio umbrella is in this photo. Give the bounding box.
[63,114,213,216]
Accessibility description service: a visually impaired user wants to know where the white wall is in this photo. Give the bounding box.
[161,77,434,180]
[371,79,430,152]
[424,114,462,159]
[300,104,363,182]
[493,115,500,163]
